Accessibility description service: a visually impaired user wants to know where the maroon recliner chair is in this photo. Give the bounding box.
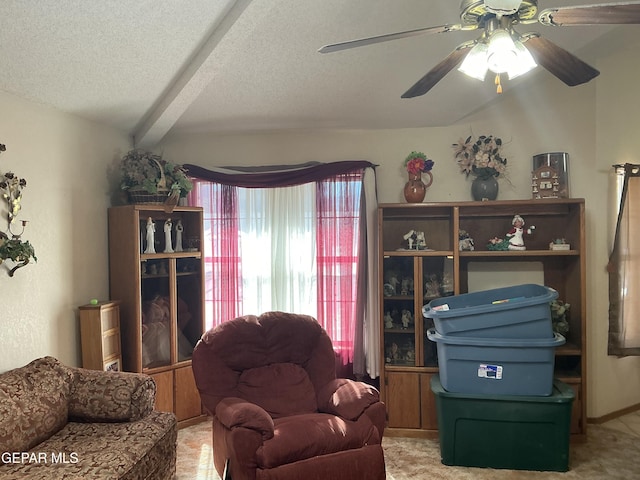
[192,311,386,480]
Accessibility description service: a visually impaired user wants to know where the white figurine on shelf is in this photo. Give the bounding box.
[403,230,416,249]
[388,275,400,294]
[163,219,174,253]
[144,217,156,254]
[384,312,394,329]
[401,278,412,296]
[401,310,413,329]
[175,219,184,252]
[506,214,536,251]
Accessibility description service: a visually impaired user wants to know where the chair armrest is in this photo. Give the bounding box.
[317,378,380,421]
[216,397,275,441]
[68,367,156,422]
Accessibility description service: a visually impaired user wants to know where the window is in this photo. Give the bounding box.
[608,164,640,355]
[190,172,363,365]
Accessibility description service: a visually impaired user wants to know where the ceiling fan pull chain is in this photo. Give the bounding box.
[495,73,503,94]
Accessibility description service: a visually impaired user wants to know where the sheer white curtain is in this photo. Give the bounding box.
[238,184,317,315]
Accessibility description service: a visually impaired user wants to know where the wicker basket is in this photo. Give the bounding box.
[126,155,171,204]
[128,188,170,204]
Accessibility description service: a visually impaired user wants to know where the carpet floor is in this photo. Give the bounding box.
[176,419,640,479]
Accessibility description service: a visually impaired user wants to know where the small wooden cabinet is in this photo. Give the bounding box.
[378,199,586,438]
[79,300,122,371]
[108,204,206,424]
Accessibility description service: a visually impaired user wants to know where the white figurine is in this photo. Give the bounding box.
[175,219,184,252]
[403,230,416,249]
[384,312,394,329]
[401,310,413,329]
[144,217,156,254]
[388,275,400,294]
[163,219,174,253]
[401,278,412,296]
[506,214,536,251]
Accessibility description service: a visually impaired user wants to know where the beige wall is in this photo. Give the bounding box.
[0,91,130,372]
[158,32,640,419]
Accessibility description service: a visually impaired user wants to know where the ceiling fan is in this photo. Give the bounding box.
[318,0,640,97]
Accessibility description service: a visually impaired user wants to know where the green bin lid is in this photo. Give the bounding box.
[430,374,575,403]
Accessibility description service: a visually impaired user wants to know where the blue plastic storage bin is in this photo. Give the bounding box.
[427,329,565,396]
[422,284,558,338]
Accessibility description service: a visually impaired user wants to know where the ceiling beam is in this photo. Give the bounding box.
[133,0,253,149]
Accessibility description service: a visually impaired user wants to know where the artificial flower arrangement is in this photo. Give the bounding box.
[402,151,435,202]
[404,151,435,176]
[120,149,193,199]
[452,134,507,180]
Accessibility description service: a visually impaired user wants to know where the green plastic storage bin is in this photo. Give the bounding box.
[431,375,574,472]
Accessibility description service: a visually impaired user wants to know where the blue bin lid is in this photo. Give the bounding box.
[426,328,565,348]
[423,284,558,319]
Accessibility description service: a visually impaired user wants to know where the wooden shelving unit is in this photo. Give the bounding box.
[378,199,586,438]
[108,204,206,425]
[79,300,122,372]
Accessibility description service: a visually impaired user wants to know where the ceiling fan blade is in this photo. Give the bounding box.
[539,2,640,26]
[318,24,464,54]
[401,43,474,98]
[523,34,600,86]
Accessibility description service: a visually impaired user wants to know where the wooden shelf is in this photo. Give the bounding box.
[379,199,587,436]
[459,250,580,257]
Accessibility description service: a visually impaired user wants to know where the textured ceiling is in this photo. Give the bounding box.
[0,0,625,148]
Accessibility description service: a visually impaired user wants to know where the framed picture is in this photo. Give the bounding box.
[532,152,569,199]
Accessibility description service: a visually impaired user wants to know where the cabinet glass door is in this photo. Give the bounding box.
[422,256,454,367]
[140,259,171,369]
[383,256,416,366]
[176,257,203,362]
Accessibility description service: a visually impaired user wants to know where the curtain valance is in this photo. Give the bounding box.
[184,161,375,188]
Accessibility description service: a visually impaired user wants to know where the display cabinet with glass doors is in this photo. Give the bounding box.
[108,204,205,425]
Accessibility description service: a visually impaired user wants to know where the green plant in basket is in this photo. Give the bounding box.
[120,149,193,198]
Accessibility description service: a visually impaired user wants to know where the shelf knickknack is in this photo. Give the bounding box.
[119,149,193,207]
[0,143,37,276]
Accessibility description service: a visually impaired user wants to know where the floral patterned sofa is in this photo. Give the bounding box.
[0,356,176,479]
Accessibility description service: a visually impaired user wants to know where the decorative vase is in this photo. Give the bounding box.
[471,176,499,201]
[404,172,433,203]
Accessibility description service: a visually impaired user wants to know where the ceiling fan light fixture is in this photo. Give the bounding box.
[507,40,537,79]
[484,0,523,16]
[487,29,518,73]
[458,42,489,80]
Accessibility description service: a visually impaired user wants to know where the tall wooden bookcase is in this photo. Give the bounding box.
[108,204,205,425]
[378,199,586,438]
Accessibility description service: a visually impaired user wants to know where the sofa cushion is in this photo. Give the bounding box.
[237,363,317,418]
[256,413,378,469]
[0,411,176,480]
[68,368,155,422]
[0,357,72,454]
